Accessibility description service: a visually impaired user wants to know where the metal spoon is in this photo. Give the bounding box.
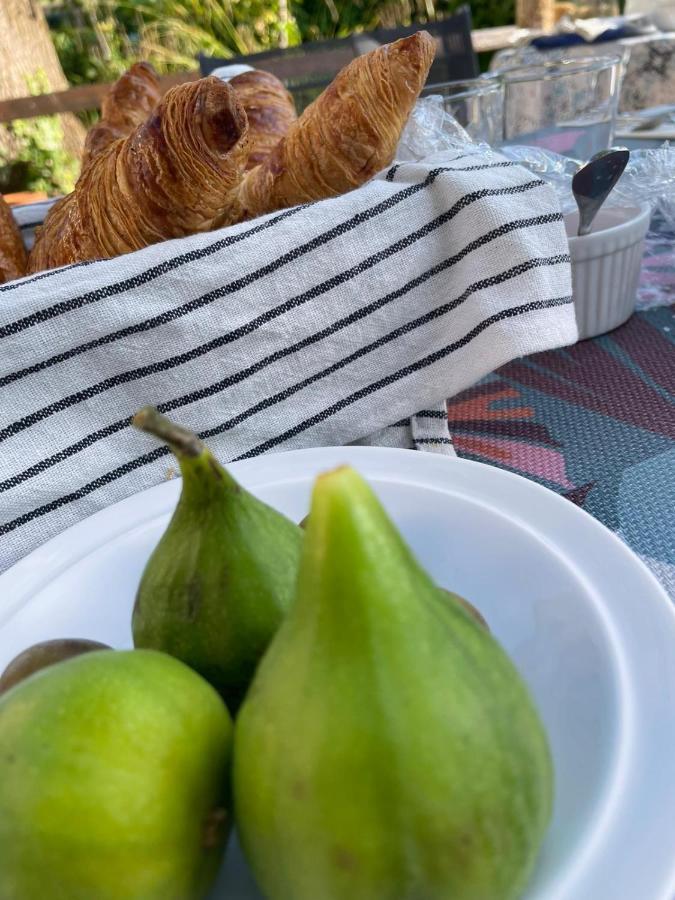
[572,148,630,237]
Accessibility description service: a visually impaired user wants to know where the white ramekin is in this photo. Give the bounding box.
[565,203,651,341]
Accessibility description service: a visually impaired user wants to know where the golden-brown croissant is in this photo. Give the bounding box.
[82,62,162,168]
[229,69,297,169]
[0,194,27,284]
[232,32,435,222]
[28,78,249,273]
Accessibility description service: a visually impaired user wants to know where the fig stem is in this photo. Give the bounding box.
[132,406,203,458]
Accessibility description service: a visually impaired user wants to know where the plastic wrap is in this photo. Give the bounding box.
[401,98,675,233]
[397,96,494,163]
[500,143,675,231]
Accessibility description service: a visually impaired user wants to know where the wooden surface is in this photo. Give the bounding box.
[0,70,200,123]
[4,191,49,206]
[516,0,555,31]
[0,26,529,124]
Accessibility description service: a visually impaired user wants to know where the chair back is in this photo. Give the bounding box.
[199,8,478,110]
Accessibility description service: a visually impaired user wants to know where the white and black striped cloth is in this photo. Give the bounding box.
[0,151,576,572]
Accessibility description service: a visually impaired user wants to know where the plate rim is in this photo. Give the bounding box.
[1,447,669,621]
[2,445,675,900]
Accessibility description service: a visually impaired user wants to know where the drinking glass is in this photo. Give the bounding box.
[422,76,504,146]
[497,56,622,159]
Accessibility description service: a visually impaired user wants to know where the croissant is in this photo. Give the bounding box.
[0,194,27,284]
[82,62,162,168]
[232,31,435,222]
[229,69,297,169]
[28,78,249,273]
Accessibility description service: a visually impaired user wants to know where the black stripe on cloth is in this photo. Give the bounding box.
[0,188,554,437]
[19,221,46,230]
[381,160,513,178]
[0,294,572,537]
[0,203,304,308]
[414,437,454,444]
[445,161,515,173]
[0,207,305,298]
[388,419,411,428]
[0,240,568,488]
[414,409,447,419]
[2,179,551,390]
[0,259,101,294]
[236,295,573,459]
[0,169,545,364]
[0,162,480,328]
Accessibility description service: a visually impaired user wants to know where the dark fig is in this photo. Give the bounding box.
[0,638,110,696]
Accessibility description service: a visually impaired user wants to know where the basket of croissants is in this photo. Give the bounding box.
[0,31,436,285]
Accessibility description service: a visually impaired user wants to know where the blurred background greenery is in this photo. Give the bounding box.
[2,0,513,196]
[45,0,513,85]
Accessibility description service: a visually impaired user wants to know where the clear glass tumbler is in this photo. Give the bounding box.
[497,56,622,159]
[422,76,504,146]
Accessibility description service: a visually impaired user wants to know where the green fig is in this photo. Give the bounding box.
[301,520,487,628]
[0,638,111,696]
[131,407,303,711]
[234,466,553,900]
[0,649,231,900]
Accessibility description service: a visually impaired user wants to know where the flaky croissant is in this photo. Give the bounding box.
[28,78,249,273]
[232,32,435,222]
[0,194,27,284]
[229,69,297,169]
[82,62,162,168]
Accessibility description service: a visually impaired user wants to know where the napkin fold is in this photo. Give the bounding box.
[0,150,576,571]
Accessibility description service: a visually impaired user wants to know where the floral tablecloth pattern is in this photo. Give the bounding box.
[448,299,675,599]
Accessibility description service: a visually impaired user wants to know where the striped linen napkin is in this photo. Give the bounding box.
[0,149,576,572]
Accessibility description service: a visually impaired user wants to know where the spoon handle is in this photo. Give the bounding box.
[577,218,593,237]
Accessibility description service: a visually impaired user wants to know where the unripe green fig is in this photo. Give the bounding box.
[131,407,303,711]
[234,466,553,900]
[301,519,487,629]
[0,649,232,900]
[0,638,111,696]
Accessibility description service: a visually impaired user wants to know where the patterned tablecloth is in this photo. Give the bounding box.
[448,234,675,599]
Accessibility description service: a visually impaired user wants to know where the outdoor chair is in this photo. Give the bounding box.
[199,6,478,110]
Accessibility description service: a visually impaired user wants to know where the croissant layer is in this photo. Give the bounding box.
[83,62,161,168]
[229,70,297,169]
[28,78,249,273]
[0,195,27,284]
[233,31,435,222]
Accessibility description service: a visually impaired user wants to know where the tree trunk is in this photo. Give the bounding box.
[0,0,86,159]
[516,0,555,30]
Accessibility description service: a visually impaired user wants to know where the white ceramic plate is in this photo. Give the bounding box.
[1,446,675,900]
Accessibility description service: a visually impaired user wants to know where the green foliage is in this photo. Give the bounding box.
[0,71,78,195]
[124,0,291,69]
[6,0,513,193]
[47,0,514,84]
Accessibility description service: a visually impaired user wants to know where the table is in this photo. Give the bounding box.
[447,250,675,599]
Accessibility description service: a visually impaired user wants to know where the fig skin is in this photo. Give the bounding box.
[0,638,111,696]
[131,407,303,712]
[302,515,487,629]
[235,466,552,900]
[0,649,232,900]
